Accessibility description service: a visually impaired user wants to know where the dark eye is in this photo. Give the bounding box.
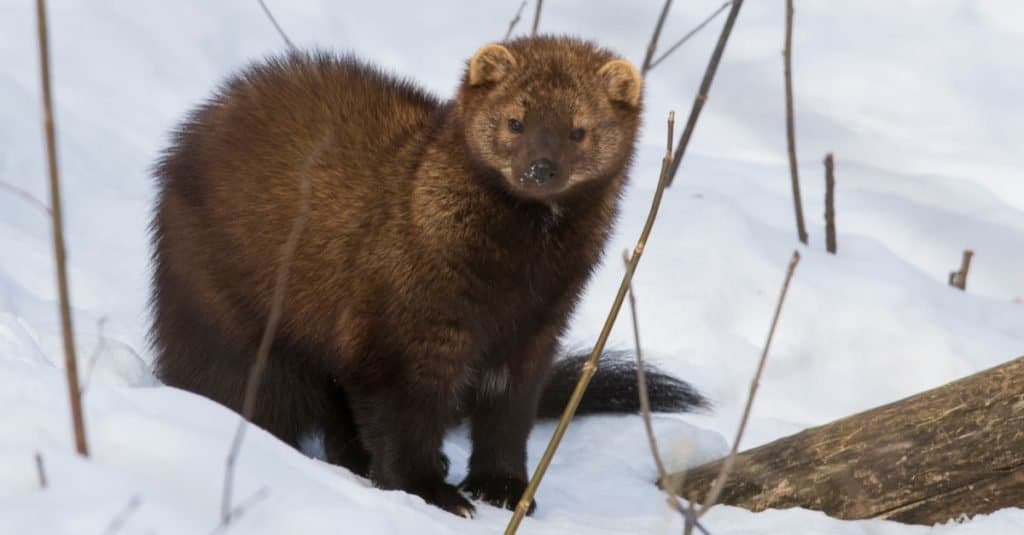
[569,128,586,142]
[508,118,524,133]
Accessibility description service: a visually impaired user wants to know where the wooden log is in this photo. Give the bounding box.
[666,356,1024,525]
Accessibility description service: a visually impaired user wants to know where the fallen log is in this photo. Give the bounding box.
[667,355,1024,525]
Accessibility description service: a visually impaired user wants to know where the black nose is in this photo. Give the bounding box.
[526,158,557,184]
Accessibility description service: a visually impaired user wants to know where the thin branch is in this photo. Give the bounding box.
[220,136,323,525]
[0,181,50,215]
[256,0,296,51]
[648,1,732,73]
[36,0,88,457]
[622,246,707,535]
[506,111,678,535]
[531,0,543,36]
[211,487,269,535]
[824,153,837,254]
[622,113,678,489]
[695,251,800,520]
[80,316,109,395]
[504,1,527,41]
[666,0,745,187]
[784,0,809,244]
[34,452,47,489]
[102,495,142,535]
[622,250,668,480]
[959,250,974,290]
[949,250,974,291]
[641,0,674,76]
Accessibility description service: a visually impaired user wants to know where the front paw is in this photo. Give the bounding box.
[460,473,536,515]
[410,481,476,518]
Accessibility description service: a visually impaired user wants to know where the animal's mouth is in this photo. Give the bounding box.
[497,164,568,202]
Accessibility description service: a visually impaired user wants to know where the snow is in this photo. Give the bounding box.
[1,1,1022,533]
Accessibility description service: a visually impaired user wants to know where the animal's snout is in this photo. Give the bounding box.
[525,158,557,184]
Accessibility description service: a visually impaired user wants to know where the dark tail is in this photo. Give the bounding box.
[536,350,707,419]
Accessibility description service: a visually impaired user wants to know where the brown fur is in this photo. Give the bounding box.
[151,36,651,517]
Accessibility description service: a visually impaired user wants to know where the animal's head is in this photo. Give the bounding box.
[457,37,643,203]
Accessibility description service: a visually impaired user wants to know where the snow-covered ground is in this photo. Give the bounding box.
[2,1,1022,533]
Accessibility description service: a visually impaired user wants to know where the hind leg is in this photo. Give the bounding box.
[152,271,328,447]
[324,385,372,477]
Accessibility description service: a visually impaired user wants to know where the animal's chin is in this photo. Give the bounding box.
[503,176,569,202]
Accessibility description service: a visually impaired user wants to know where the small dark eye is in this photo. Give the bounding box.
[508,118,524,133]
[569,128,586,142]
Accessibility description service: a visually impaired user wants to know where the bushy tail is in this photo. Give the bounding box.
[536,350,707,419]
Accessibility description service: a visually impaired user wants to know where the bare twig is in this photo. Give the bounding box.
[80,316,145,395]
[81,316,109,395]
[622,251,669,481]
[784,0,808,244]
[504,1,527,40]
[622,113,678,488]
[34,452,47,489]
[958,250,973,290]
[666,0,745,187]
[949,250,974,291]
[622,247,708,535]
[0,181,50,215]
[531,0,543,36]
[824,153,837,254]
[641,0,674,75]
[693,251,800,526]
[220,137,322,524]
[256,0,296,51]
[506,112,679,534]
[102,495,142,535]
[648,1,732,73]
[211,487,270,535]
[36,0,88,457]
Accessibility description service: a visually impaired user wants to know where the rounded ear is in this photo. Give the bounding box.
[468,44,517,86]
[597,59,642,108]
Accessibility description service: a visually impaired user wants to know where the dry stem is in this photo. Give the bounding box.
[257,0,296,50]
[36,0,88,457]
[80,316,109,395]
[784,0,809,244]
[824,153,837,254]
[621,248,707,535]
[34,452,47,489]
[504,1,527,40]
[648,1,732,73]
[219,138,322,524]
[622,250,669,481]
[505,111,677,535]
[102,495,142,535]
[641,0,674,76]
[211,487,270,535]
[666,0,745,187]
[531,0,543,36]
[949,250,974,290]
[691,251,800,528]
[0,180,50,215]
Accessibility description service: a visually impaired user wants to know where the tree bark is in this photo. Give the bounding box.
[666,356,1024,525]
